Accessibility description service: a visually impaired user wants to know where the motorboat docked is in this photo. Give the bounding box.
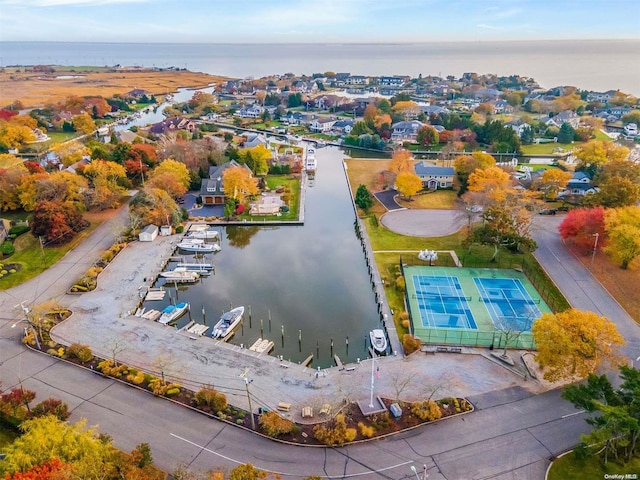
[212,306,245,340]
[305,157,317,172]
[370,329,388,355]
[186,229,219,239]
[159,267,200,280]
[176,242,221,253]
[158,302,189,325]
[175,262,214,273]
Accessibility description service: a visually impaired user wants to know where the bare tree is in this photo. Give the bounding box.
[108,339,127,367]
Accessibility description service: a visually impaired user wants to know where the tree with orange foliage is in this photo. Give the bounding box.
[71,113,96,135]
[453,151,496,195]
[391,101,421,120]
[539,168,573,200]
[148,159,190,198]
[389,149,414,174]
[467,166,513,203]
[3,458,71,480]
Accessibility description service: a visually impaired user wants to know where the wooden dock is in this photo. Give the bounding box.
[141,309,161,321]
[249,338,275,354]
[186,323,210,336]
[334,354,344,371]
[144,288,166,301]
[301,353,314,367]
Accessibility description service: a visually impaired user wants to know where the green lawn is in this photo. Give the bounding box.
[520,142,576,155]
[238,175,300,222]
[47,131,81,143]
[549,451,640,480]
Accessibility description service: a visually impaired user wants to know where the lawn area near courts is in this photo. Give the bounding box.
[548,451,640,480]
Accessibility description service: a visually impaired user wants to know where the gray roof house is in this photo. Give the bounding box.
[200,160,253,205]
[414,162,455,189]
[558,171,598,197]
[391,120,425,142]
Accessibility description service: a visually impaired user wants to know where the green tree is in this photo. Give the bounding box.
[557,122,575,143]
[354,184,373,210]
[562,366,640,464]
[621,110,640,126]
[416,125,439,146]
[588,176,640,208]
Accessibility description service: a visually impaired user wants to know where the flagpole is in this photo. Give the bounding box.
[369,352,375,408]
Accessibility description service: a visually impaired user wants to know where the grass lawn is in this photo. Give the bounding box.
[397,190,458,209]
[345,158,391,192]
[238,175,300,221]
[47,131,81,143]
[520,142,576,155]
[0,210,115,290]
[548,451,640,480]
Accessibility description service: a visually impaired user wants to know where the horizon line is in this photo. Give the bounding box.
[1,38,639,45]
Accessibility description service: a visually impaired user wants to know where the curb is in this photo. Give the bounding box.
[544,449,573,480]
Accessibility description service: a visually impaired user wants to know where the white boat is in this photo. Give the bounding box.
[158,302,189,325]
[370,329,388,355]
[160,267,200,280]
[175,262,214,271]
[179,238,205,244]
[212,306,245,339]
[177,242,221,253]
[187,229,219,239]
[305,157,317,172]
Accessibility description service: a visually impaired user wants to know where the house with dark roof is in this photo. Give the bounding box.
[126,89,153,100]
[200,160,253,205]
[558,171,598,197]
[414,162,455,189]
[391,120,424,142]
[149,117,195,135]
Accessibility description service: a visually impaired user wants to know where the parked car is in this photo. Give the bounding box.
[539,209,557,215]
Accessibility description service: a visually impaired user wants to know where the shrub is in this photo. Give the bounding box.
[166,387,180,397]
[358,422,375,438]
[395,275,405,290]
[411,400,442,422]
[8,225,30,237]
[259,410,295,437]
[67,343,93,363]
[29,398,70,421]
[313,413,357,446]
[402,334,421,355]
[126,369,146,385]
[1,241,15,256]
[175,225,184,233]
[85,266,103,278]
[195,387,228,412]
[101,251,114,263]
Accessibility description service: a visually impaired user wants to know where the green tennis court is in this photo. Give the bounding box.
[404,266,552,348]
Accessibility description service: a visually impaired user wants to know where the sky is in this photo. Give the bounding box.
[0,0,639,44]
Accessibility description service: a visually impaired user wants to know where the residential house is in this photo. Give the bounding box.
[541,110,580,129]
[558,172,598,197]
[490,99,513,114]
[237,104,263,118]
[391,120,424,142]
[505,120,532,138]
[585,90,618,103]
[414,162,455,189]
[309,117,336,133]
[420,105,450,117]
[200,160,253,205]
[149,117,196,135]
[313,95,346,110]
[332,119,354,135]
[243,133,269,148]
[475,88,502,100]
[51,111,74,128]
[379,76,410,87]
[345,75,369,85]
[125,89,153,100]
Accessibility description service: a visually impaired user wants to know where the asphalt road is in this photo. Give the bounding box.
[1,205,638,479]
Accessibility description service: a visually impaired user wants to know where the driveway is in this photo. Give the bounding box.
[381,209,467,237]
[373,189,403,211]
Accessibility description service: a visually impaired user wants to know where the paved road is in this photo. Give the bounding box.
[2,206,638,479]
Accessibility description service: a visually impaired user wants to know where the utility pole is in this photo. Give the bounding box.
[240,369,256,430]
[591,232,599,269]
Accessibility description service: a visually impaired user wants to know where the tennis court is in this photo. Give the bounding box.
[404,266,552,348]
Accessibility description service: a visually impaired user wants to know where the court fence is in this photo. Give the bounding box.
[399,255,553,350]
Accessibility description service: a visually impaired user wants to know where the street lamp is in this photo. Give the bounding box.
[590,233,599,269]
[410,464,428,480]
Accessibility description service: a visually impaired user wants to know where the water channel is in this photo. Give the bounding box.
[144,146,383,368]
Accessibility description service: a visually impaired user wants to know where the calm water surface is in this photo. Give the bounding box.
[2,40,639,96]
[148,147,381,368]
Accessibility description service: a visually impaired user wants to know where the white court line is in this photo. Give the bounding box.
[170,432,415,478]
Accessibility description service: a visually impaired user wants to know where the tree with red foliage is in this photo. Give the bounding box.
[30,200,89,245]
[1,386,36,416]
[3,458,71,480]
[23,161,44,174]
[28,398,70,421]
[558,206,606,254]
[0,109,18,121]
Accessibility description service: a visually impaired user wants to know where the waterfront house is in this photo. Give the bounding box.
[125,89,153,100]
[149,117,195,135]
[332,119,354,135]
[200,160,253,205]
[237,104,263,118]
[391,120,424,142]
[414,162,455,189]
[624,123,638,140]
[309,117,336,133]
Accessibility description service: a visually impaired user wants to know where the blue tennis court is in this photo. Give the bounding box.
[412,275,477,329]
[474,277,541,331]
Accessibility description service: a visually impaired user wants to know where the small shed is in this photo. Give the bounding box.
[160,225,172,236]
[139,225,159,242]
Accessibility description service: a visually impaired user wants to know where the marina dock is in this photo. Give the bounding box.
[249,338,275,354]
[141,309,162,321]
[144,288,166,301]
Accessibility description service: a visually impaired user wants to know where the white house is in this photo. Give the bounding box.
[309,118,336,133]
[139,225,159,242]
[623,123,638,140]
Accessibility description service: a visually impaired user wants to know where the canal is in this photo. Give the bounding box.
[147,146,383,368]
